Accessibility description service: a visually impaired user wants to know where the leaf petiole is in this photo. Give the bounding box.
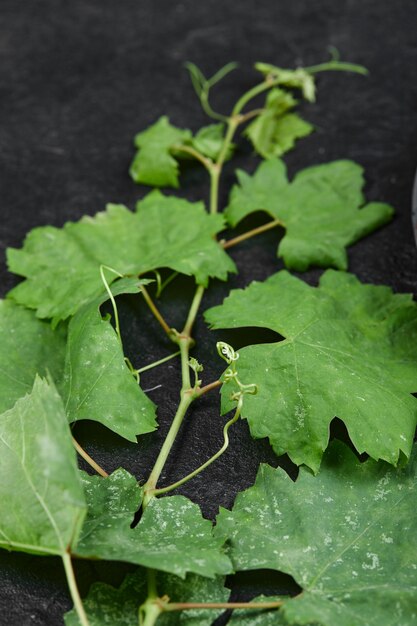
[137,350,181,375]
[221,217,284,250]
[141,285,173,339]
[62,552,91,626]
[72,437,108,478]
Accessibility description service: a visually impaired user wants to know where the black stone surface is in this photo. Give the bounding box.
[1,1,417,624]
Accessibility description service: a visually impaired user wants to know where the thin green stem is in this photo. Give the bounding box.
[222,218,284,250]
[137,351,181,375]
[196,379,222,397]
[62,552,91,626]
[100,265,124,347]
[305,60,368,75]
[153,403,240,496]
[209,166,220,215]
[162,600,283,611]
[183,284,205,338]
[172,144,212,170]
[143,389,193,506]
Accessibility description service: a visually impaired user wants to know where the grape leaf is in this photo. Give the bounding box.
[74,470,233,578]
[7,190,236,322]
[61,278,156,441]
[205,270,417,471]
[65,568,229,626]
[254,63,316,101]
[0,299,66,413]
[129,116,192,188]
[0,377,86,556]
[224,158,393,271]
[245,88,313,158]
[216,442,417,626]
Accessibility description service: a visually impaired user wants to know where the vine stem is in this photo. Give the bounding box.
[72,437,108,478]
[153,401,241,496]
[222,218,283,250]
[62,552,91,626]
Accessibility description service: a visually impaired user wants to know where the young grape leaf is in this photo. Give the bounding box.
[227,596,288,626]
[0,377,86,556]
[205,270,417,471]
[0,300,66,413]
[7,190,236,322]
[61,278,156,441]
[74,470,233,578]
[224,158,393,271]
[254,63,316,101]
[216,442,417,626]
[245,88,313,158]
[129,116,192,188]
[65,568,229,626]
[184,123,234,161]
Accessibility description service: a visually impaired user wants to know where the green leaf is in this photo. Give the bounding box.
[227,596,288,626]
[224,158,393,271]
[65,568,229,626]
[7,191,236,321]
[254,63,316,101]
[74,471,233,579]
[0,299,66,414]
[185,123,234,161]
[205,270,417,471]
[61,278,156,441]
[129,116,192,188]
[245,88,313,158]
[216,442,417,626]
[0,377,86,556]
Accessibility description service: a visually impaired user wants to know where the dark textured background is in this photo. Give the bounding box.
[1,1,417,624]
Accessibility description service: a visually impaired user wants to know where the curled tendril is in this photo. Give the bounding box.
[217,341,258,403]
[216,341,239,365]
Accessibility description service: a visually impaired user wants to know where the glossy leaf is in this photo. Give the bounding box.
[7,190,235,321]
[0,377,86,556]
[245,88,313,158]
[74,471,232,579]
[129,116,192,188]
[216,442,417,626]
[62,278,156,441]
[205,270,417,471]
[0,299,66,414]
[224,158,393,271]
[65,568,229,626]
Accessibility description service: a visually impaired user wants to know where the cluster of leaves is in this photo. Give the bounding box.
[1,54,417,626]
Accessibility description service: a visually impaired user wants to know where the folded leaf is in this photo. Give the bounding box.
[129,116,192,187]
[62,278,156,441]
[205,270,417,471]
[185,123,234,161]
[245,88,313,158]
[224,158,393,271]
[74,470,233,579]
[0,300,66,413]
[7,190,236,321]
[216,442,417,626]
[0,377,86,556]
[64,568,229,626]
